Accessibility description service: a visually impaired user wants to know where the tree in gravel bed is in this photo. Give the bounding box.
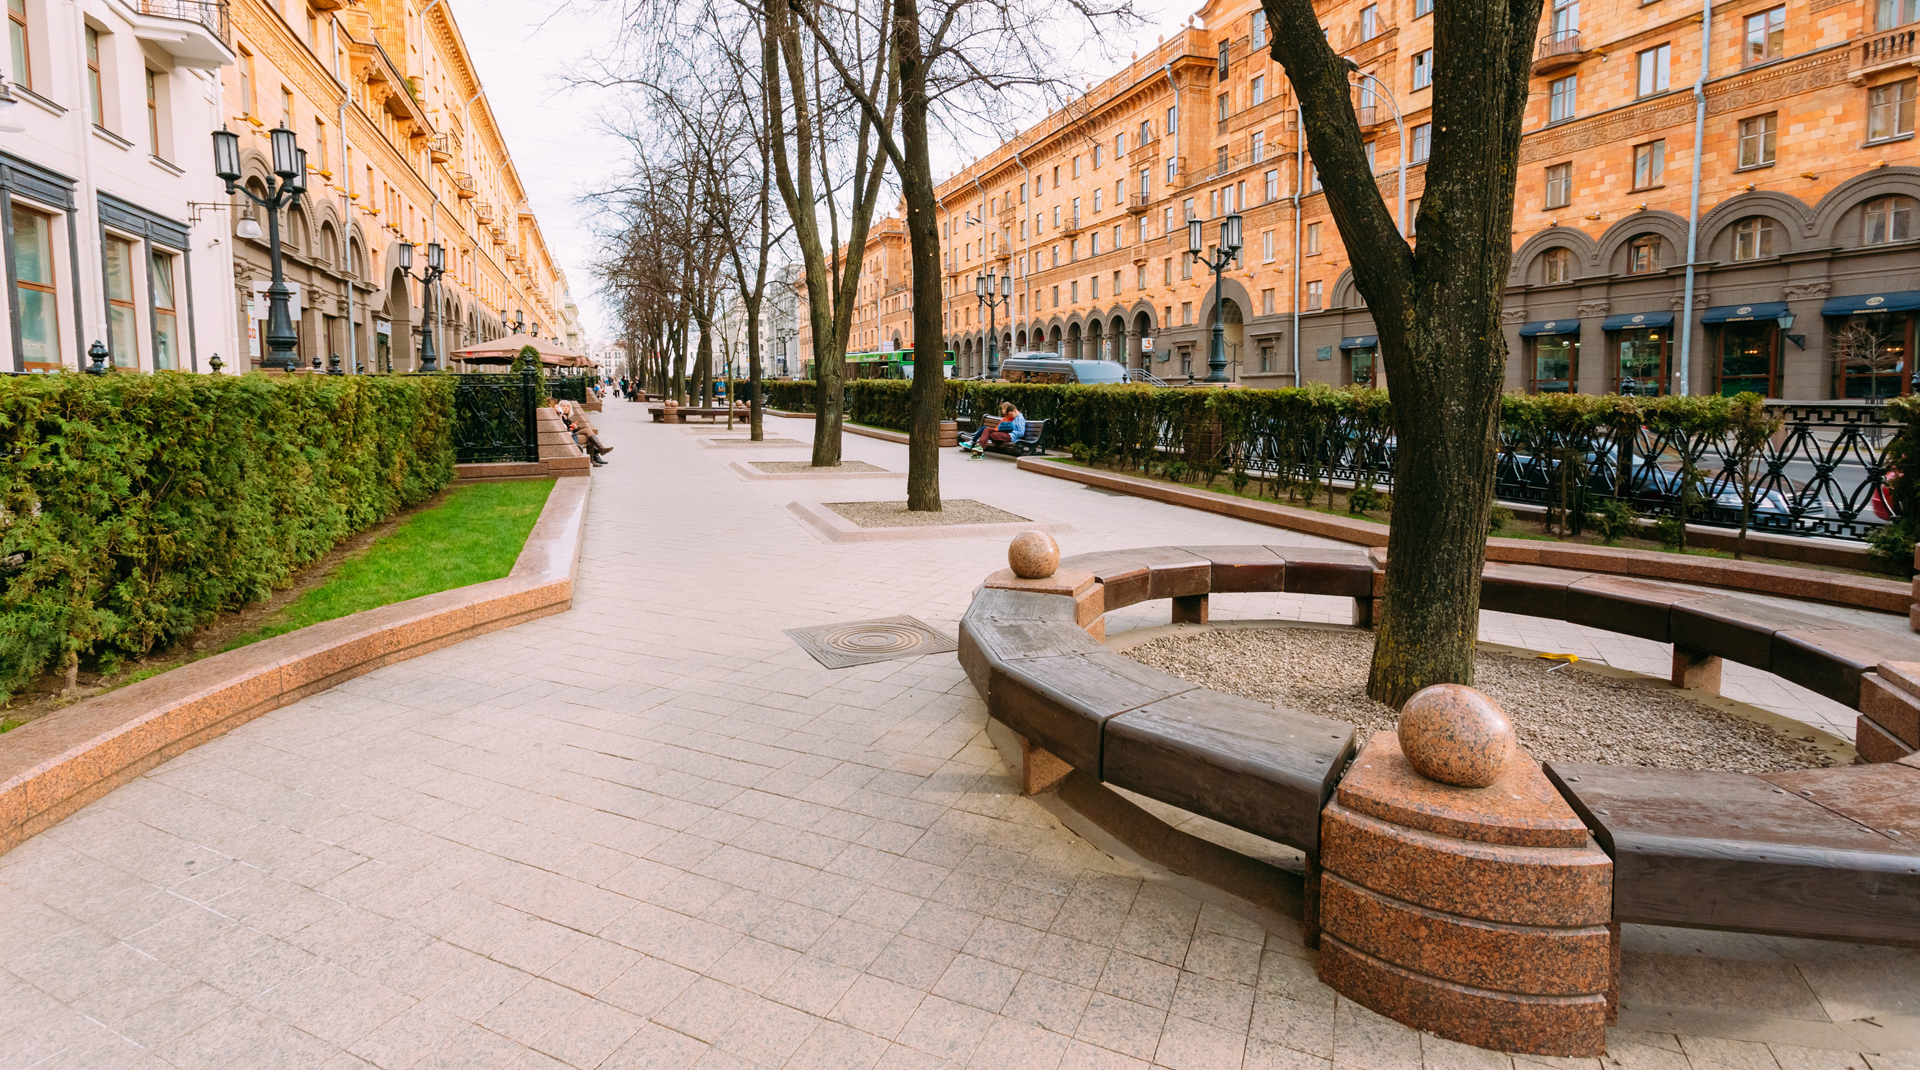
[1259,0,1543,706]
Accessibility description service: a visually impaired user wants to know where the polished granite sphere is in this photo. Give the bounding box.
[1008,531,1060,579]
[1398,684,1516,788]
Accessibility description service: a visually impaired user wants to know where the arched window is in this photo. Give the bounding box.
[1730,216,1772,260]
[1542,247,1574,284]
[1628,234,1663,274]
[285,206,306,251]
[348,238,364,279]
[319,223,338,269]
[1864,196,1914,245]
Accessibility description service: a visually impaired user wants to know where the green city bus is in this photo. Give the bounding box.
[804,349,956,381]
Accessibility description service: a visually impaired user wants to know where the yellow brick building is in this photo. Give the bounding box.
[222,0,566,372]
[807,0,1919,399]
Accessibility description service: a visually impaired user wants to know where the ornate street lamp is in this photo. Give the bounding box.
[215,124,305,371]
[976,270,1011,379]
[1190,211,1243,383]
[396,241,447,372]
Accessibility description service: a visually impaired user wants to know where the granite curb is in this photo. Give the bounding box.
[0,477,591,858]
[1017,457,1910,614]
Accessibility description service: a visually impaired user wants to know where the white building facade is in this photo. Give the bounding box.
[4,0,238,373]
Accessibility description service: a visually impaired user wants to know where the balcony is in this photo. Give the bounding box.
[474,201,495,224]
[453,172,477,199]
[1532,29,1589,75]
[1062,214,1084,236]
[121,0,233,69]
[1850,28,1918,83]
[1126,194,1152,215]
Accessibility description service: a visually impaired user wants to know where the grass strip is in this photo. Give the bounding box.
[225,479,555,651]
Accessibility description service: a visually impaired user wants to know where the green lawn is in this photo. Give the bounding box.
[226,478,555,650]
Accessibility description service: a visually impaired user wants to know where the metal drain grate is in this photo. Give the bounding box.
[785,616,958,669]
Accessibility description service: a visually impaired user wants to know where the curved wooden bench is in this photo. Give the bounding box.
[959,543,1920,949]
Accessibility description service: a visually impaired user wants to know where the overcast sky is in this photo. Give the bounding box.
[451,0,1199,344]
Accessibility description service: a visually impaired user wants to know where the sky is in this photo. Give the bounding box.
[449,0,1201,345]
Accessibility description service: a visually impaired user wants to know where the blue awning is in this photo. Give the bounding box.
[1518,319,1581,337]
[1339,335,1377,350]
[1700,301,1788,324]
[1821,291,1920,317]
[1601,311,1674,331]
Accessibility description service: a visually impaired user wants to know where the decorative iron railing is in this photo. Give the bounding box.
[546,377,587,403]
[139,0,229,43]
[452,371,539,464]
[1200,399,1900,542]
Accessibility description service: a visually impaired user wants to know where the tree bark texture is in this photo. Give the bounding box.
[1262,0,1541,707]
[894,0,943,512]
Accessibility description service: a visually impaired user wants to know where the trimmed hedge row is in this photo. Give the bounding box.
[0,373,456,695]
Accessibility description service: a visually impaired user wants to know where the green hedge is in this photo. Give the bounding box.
[727,380,821,414]
[0,372,455,694]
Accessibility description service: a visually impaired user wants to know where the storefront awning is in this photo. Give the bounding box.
[1700,301,1788,324]
[1821,291,1920,317]
[1339,335,1377,350]
[1600,311,1674,331]
[1518,319,1581,337]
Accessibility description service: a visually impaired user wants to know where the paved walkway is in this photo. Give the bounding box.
[2,404,1914,1070]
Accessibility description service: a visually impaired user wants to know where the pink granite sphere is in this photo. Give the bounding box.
[1397,684,1516,788]
[1008,531,1060,579]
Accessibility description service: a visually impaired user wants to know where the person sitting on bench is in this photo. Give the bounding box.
[962,402,1023,456]
[559,400,614,465]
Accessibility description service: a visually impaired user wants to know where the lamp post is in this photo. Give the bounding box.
[975,270,1011,379]
[214,125,306,371]
[1188,212,1243,383]
[396,241,447,372]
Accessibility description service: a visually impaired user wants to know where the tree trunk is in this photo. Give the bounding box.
[894,0,942,512]
[1263,0,1541,707]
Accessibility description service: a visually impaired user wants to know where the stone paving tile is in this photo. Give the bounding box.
[0,407,1912,1069]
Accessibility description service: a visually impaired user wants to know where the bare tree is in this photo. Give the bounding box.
[1261,0,1544,706]
[793,0,1138,508]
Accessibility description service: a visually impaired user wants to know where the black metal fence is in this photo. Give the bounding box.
[546,377,588,403]
[1198,399,1898,542]
[452,370,540,464]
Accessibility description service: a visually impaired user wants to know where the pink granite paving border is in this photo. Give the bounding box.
[0,477,591,858]
[726,460,903,481]
[784,499,1072,543]
[1018,457,1910,614]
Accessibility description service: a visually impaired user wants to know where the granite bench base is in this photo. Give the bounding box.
[961,543,1920,1055]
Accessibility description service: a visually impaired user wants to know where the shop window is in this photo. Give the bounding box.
[1745,6,1785,65]
[1542,247,1574,284]
[1628,234,1663,274]
[1733,216,1774,260]
[1530,335,1577,393]
[1868,79,1916,142]
[1738,113,1777,167]
[1615,329,1667,395]
[9,205,62,368]
[1864,196,1914,244]
[1717,322,1778,396]
[151,250,178,370]
[1351,347,1376,385]
[1834,313,1911,398]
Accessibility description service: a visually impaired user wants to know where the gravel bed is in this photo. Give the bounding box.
[827,500,1029,528]
[706,437,804,446]
[754,460,886,473]
[1122,627,1835,772]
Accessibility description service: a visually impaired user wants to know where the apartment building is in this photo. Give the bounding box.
[220,0,566,372]
[3,0,237,372]
[809,0,1918,399]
